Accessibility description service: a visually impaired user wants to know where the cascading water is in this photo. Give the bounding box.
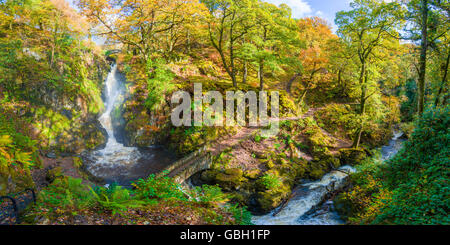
[252,131,406,225]
[85,65,176,185]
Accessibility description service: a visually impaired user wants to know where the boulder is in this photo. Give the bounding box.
[339,148,368,166]
[215,168,246,191]
[244,169,261,180]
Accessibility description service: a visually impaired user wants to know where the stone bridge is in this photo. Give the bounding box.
[158,146,212,185]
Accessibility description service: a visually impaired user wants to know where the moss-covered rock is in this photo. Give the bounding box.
[0,168,35,196]
[255,182,291,213]
[244,169,262,180]
[339,148,368,166]
[200,168,247,191]
[45,166,63,183]
[215,168,247,191]
[333,192,358,221]
[200,169,220,183]
[306,154,340,180]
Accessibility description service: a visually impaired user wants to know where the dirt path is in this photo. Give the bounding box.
[32,155,93,191]
[207,106,352,162]
[207,107,324,155]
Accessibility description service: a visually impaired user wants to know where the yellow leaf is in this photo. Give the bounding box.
[0,135,12,147]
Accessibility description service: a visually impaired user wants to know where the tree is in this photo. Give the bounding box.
[77,0,207,62]
[251,2,297,90]
[402,0,449,114]
[336,0,403,148]
[203,0,257,87]
[292,17,336,103]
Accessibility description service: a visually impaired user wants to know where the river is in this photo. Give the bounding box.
[252,131,406,225]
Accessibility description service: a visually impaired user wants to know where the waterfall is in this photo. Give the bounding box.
[84,65,176,185]
[86,65,141,180]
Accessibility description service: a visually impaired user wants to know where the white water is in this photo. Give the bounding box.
[86,65,141,179]
[252,131,406,225]
[252,166,356,225]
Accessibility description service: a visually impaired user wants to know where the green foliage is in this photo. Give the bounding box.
[315,103,358,138]
[399,79,417,121]
[37,177,94,211]
[90,182,144,215]
[132,171,187,201]
[376,106,450,224]
[225,203,253,225]
[144,58,175,111]
[189,184,229,206]
[340,106,450,225]
[259,173,282,189]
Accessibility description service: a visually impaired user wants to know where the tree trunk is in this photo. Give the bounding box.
[434,51,449,106]
[353,94,366,148]
[286,72,302,94]
[259,62,264,90]
[242,61,247,84]
[229,12,237,87]
[259,28,268,90]
[353,62,367,148]
[186,29,191,53]
[417,0,429,115]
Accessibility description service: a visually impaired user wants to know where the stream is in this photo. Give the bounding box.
[84,65,176,186]
[252,131,406,225]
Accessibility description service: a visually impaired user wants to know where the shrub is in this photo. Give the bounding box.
[90,182,144,215]
[338,106,450,225]
[259,173,282,189]
[132,171,187,201]
[375,106,450,224]
[36,177,95,211]
[189,184,229,206]
[144,58,175,111]
[225,203,253,225]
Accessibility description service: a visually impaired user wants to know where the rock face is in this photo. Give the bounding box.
[0,168,35,196]
[28,60,110,155]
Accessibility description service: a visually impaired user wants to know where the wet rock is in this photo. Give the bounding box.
[256,187,290,214]
[333,192,356,221]
[46,152,57,159]
[306,154,340,180]
[200,169,219,183]
[199,168,248,191]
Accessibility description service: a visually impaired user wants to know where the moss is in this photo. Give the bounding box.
[244,169,261,180]
[306,154,340,180]
[264,159,275,169]
[200,169,220,183]
[333,192,358,221]
[339,148,367,166]
[215,168,247,191]
[30,106,106,154]
[200,168,248,191]
[45,166,63,183]
[256,181,291,213]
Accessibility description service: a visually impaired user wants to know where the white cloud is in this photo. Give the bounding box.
[263,0,313,18]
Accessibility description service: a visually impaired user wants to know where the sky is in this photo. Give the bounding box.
[263,0,353,32]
